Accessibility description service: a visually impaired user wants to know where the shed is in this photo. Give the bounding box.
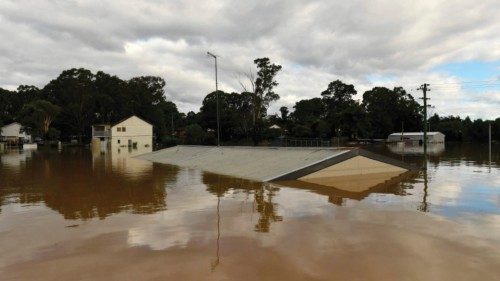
[387,132,445,143]
[0,122,31,144]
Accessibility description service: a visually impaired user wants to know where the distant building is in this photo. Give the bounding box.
[269,124,281,130]
[91,115,153,148]
[0,122,31,144]
[387,132,445,144]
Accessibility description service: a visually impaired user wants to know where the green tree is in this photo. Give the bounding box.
[18,100,60,139]
[0,86,41,124]
[241,58,282,144]
[291,98,325,125]
[200,91,254,142]
[44,68,97,142]
[185,124,205,144]
[126,76,180,144]
[321,80,363,139]
[362,87,422,138]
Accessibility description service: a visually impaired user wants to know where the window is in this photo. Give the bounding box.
[117,127,122,132]
[118,139,120,144]
[122,127,126,132]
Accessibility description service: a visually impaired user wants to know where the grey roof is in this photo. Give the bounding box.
[1,122,22,129]
[112,115,152,127]
[388,132,444,136]
[137,145,415,182]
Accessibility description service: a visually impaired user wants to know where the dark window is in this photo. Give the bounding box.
[118,139,121,144]
[122,127,126,132]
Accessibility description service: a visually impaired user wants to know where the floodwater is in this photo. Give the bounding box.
[0,144,499,280]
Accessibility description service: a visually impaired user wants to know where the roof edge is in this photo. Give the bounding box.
[269,148,417,182]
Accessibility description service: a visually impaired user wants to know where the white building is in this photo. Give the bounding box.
[91,115,152,149]
[0,122,31,144]
[269,124,281,130]
[387,132,445,144]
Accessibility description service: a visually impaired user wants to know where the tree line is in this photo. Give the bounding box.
[1,59,499,146]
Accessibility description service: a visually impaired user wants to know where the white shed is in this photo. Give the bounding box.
[0,122,31,143]
[387,132,445,143]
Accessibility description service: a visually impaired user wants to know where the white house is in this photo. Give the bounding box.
[0,122,31,144]
[387,132,445,144]
[91,115,152,149]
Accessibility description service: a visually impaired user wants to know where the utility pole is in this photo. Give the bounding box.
[207,51,220,146]
[171,113,174,135]
[489,122,492,172]
[418,83,430,170]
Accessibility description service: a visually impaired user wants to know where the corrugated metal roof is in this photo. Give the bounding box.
[137,146,414,182]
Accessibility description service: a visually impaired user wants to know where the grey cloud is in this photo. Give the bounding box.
[0,0,499,117]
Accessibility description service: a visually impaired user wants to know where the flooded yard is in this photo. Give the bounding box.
[0,144,499,280]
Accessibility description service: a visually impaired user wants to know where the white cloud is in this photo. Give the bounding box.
[0,0,499,117]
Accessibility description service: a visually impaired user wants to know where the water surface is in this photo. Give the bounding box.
[0,144,499,280]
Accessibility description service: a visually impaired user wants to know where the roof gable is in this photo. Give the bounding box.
[112,115,152,128]
[1,122,22,129]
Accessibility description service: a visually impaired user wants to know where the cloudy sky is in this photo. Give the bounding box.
[1,0,499,118]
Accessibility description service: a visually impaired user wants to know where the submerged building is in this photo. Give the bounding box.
[387,132,445,144]
[91,115,153,149]
[137,146,415,192]
[0,122,31,144]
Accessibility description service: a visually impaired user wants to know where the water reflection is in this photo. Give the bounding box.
[203,173,283,233]
[277,171,417,206]
[91,143,153,178]
[388,143,446,156]
[0,148,177,218]
[1,145,499,280]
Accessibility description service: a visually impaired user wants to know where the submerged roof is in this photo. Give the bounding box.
[137,146,415,184]
[388,132,444,136]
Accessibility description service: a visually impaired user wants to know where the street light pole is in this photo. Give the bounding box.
[207,51,220,147]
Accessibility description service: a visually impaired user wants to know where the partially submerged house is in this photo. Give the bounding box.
[91,115,152,149]
[387,132,445,144]
[0,122,31,144]
[137,146,415,192]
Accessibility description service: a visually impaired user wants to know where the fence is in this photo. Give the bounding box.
[270,137,332,147]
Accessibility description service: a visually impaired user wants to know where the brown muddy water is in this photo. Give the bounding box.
[0,144,499,280]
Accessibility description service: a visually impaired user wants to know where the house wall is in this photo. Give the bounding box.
[111,135,152,148]
[110,116,153,148]
[91,125,111,138]
[0,123,31,142]
[111,116,152,138]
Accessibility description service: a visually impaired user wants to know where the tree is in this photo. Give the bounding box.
[93,71,128,124]
[321,80,361,139]
[18,100,60,139]
[44,68,97,142]
[0,86,41,124]
[362,87,422,138]
[291,98,325,125]
[240,58,282,144]
[185,124,205,145]
[279,106,289,121]
[200,91,255,142]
